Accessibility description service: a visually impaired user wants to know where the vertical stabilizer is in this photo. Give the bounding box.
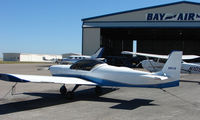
[161,51,182,80]
[91,47,104,58]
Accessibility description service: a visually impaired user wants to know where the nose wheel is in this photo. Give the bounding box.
[60,85,67,96]
[60,85,102,98]
[59,84,80,99]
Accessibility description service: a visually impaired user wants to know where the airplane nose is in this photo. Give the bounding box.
[49,65,56,70]
[49,65,57,75]
[49,65,57,71]
[48,66,51,70]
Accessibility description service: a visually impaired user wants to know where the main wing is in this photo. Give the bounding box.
[121,51,168,59]
[0,73,97,85]
[121,51,200,60]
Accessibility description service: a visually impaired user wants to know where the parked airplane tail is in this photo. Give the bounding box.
[91,47,104,58]
[160,51,183,80]
[42,57,47,60]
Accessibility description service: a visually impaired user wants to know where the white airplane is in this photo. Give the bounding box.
[122,51,200,74]
[58,47,104,64]
[43,47,104,64]
[42,57,61,64]
[0,51,182,98]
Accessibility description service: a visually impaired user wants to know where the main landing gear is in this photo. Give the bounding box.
[59,85,103,98]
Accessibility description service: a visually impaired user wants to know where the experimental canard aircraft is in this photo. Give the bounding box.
[122,51,200,74]
[0,51,182,98]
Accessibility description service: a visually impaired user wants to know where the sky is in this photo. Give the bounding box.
[0,0,199,58]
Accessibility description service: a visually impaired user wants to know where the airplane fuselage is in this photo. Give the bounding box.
[141,60,200,74]
[49,63,178,88]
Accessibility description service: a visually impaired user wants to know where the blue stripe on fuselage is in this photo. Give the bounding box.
[52,74,179,88]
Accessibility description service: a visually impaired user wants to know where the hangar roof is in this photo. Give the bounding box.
[82,1,200,28]
[82,1,200,21]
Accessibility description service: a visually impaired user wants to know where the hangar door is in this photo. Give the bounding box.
[101,28,200,56]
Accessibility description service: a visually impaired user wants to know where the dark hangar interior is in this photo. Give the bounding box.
[82,1,200,61]
[101,28,200,56]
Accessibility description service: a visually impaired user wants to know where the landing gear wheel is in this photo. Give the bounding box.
[95,86,102,94]
[60,85,67,96]
[60,85,80,99]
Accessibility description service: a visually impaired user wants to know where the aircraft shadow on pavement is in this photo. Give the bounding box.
[110,99,156,110]
[0,87,157,115]
[36,65,52,67]
[180,80,200,85]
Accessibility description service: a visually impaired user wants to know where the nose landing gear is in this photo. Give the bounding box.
[59,84,80,99]
[60,84,67,96]
[60,85,103,99]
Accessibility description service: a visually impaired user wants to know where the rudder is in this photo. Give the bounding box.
[91,47,104,58]
[161,51,182,80]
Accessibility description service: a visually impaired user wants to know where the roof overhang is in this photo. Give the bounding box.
[82,1,200,28]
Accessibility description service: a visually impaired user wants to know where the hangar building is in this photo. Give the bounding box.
[3,53,62,62]
[82,1,200,57]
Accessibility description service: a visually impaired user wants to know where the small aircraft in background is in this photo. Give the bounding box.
[43,47,104,64]
[43,57,61,64]
[0,51,182,98]
[122,51,200,74]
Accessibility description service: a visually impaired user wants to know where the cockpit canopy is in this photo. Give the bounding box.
[70,60,104,71]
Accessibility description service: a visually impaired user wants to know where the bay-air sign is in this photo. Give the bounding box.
[146,13,200,21]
